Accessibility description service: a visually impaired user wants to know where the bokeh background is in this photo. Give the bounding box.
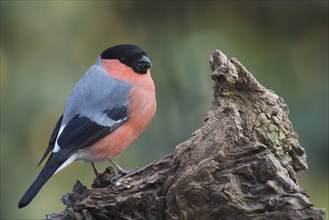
[1,1,328,219]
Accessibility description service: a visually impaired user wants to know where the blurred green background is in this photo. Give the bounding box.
[1,1,328,219]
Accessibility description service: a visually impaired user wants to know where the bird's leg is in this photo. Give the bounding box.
[108,159,140,183]
[90,162,100,177]
[108,159,130,175]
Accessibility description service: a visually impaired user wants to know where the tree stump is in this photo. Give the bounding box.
[46,50,326,220]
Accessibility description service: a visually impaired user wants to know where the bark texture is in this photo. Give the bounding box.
[46,50,326,220]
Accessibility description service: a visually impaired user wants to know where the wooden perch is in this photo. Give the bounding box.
[46,50,326,220]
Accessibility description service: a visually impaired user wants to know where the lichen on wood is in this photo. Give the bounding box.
[46,50,326,220]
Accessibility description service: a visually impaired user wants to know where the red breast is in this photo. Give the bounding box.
[84,60,156,159]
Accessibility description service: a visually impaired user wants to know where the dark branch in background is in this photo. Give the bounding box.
[46,50,326,220]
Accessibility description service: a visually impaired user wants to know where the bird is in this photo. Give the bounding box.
[18,44,156,208]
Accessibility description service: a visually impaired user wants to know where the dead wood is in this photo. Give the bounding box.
[45,50,326,220]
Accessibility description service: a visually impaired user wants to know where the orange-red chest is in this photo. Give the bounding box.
[84,60,156,159]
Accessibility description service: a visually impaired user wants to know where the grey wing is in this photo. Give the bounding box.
[61,63,132,127]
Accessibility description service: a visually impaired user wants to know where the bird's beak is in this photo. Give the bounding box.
[139,55,152,67]
[135,55,152,74]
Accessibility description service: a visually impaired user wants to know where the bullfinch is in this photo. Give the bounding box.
[18,44,156,208]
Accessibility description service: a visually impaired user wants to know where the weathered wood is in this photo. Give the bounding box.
[46,50,326,220]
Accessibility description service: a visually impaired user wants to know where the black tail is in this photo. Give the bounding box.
[18,153,65,208]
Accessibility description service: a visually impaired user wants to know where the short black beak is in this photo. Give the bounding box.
[135,55,152,74]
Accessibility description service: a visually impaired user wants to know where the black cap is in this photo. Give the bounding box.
[101,44,152,74]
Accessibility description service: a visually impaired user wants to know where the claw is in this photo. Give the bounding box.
[108,159,139,175]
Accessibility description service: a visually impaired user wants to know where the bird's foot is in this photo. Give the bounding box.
[111,174,122,183]
[108,159,139,176]
[119,166,140,175]
[110,167,139,183]
[110,167,139,182]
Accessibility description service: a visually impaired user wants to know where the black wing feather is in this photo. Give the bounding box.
[38,115,63,166]
[105,105,128,121]
[58,105,128,151]
[57,115,113,150]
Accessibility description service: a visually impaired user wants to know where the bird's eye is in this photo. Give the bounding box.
[120,58,128,64]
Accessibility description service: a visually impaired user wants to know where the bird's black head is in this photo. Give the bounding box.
[101,44,152,74]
